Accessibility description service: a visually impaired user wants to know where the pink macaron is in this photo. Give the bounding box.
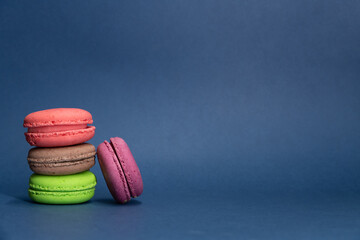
[24,108,95,147]
[97,137,143,204]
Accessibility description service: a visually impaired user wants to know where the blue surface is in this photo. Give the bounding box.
[1,0,360,239]
[2,192,360,239]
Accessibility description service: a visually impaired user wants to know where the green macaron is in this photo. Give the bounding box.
[28,171,96,204]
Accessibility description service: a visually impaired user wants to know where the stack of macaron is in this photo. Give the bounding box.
[24,108,97,204]
[23,108,143,205]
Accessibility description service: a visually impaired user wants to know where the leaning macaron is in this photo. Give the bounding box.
[28,143,96,175]
[97,137,143,204]
[28,171,96,204]
[24,108,95,147]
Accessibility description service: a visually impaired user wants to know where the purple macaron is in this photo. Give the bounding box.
[97,137,143,203]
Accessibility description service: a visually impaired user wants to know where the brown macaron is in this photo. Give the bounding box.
[27,143,96,175]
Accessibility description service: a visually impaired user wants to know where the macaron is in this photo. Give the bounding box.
[97,137,143,204]
[24,108,95,147]
[27,143,96,175]
[28,171,96,204]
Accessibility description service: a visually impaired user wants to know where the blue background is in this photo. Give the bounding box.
[1,0,360,239]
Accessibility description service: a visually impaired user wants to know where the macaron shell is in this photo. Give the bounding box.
[28,171,97,204]
[25,126,95,147]
[29,171,96,191]
[28,143,96,160]
[29,189,95,205]
[110,137,143,198]
[28,143,96,175]
[24,108,93,127]
[97,141,131,203]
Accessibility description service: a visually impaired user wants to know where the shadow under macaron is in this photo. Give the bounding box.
[6,194,142,206]
[95,198,142,206]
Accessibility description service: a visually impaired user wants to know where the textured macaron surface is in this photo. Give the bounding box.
[24,108,95,147]
[28,189,95,205]
[97,137,143,203]
[110,137,143,198]
[28,143,96,162]
[97,141,131,203]
[29,171,96,191]
[24,108,93,127]
[29,171,96,204]
[28,143,96,175]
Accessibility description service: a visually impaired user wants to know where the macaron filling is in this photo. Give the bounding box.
[27,124,89,133]
[28,154,95,163]
[29,182,96,192]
